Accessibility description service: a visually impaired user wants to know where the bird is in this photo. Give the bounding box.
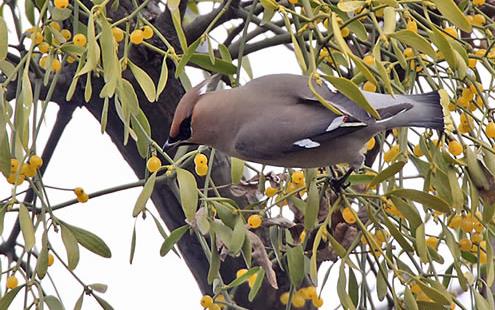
[165,73,444,173]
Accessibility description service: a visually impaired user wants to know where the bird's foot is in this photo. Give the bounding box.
[329,176,351,193]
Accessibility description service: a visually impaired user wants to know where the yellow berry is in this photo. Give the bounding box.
[49,21,61,32]
[406,20,418,33]
[366,137,376,151]
[341,27,350,38]
[468,58,477,68]
[291,171,305,185]
[142,25,153,39]
[486,122,495,138]
[38,42,50,53]
[21,163,37,178]
[474,222,484,233]
[410,282,422,294]
[247,214,262,229]
[236,269,247,278]
[77,193,89,203]
[34,31,44,45]
[479,252,488,264]
[130,30,144,45]
[384,145,400,163]
[292,292,306,308]
[299,230,306,242]
[54,0,69,9]
[7,174,25,185]
[363,55,374,66]
[459,238,472,251]
[473,14,486,26]
[280,292,290,305]
[461,217,474,233]
[51,58,61,72]
[449,215,462,229]
[194,153,208,166]
[460,113,474,130]
[74,187,85,196]
[208,304,221,310]
[375,229,387,243]
[444,27,457,38]
[60,29,72,40]
[195,164,208,177]
[248,273,257,288]
[47,253,55,266]
[363,81,377,92]
[10,158,20,173]
[473,0,485,6]
[448,140,463,156]
[112,27,124,43]
[413,144,423,157]
[29,155,43,168]
[303,286,317,300]
[146,156,161,172]
[265,186,278,197]
[312,297,324,308]
[471,232,483,244]
[426,236,439,249]
[342,207,357,224]
[200,295,214,308]
[404,47,414,59]
[73,33,87,47]
[39,56,48,69]
[288,0,298,4]
[6,276,18,289]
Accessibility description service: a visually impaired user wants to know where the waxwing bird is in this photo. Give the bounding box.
[166,74,444,170]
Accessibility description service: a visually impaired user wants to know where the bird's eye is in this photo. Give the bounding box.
[169,116,192,143]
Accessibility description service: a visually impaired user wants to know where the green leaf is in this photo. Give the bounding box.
[404,287,419,310]
[159,225,188,256]
[99,18,119,99]
[129,224,137,264]
[49,7,72,21]
[176,167,198,222]
[94,295,113,310]
[21,70,33,109]
[35,232,49,279]
[155,54,169,101]
[62,223,112,258]
[286,245,305,287]
[0,286,23,309]
[429,27,457,70]
[170,10,187,52]
[248,268,265,301]
[207,233,220,284]
[370,161,405,187]
[44,296,65,310]
[337,264,356,310]
[74,293,84,310]
[0,17,7,61]
[225,267,260,289]
[430,0,471,32]
[230,157,244,184]
[382,214,414,252]
[387,189,450,213]
[132,172,156,217]
[389,30,436,58]
[128,61,156,102]
[89,283,108,293]
[117,78,139,116]
[376,261,387,301]
[383,7,396,34]
[348,267,359,306]
[337,1,364,12]
[349,54,378,86]
[0,206,6,235]
[304,180,319,230]
[415,224,428,263]
[417,280,452,305]
[331,12,351,55]
[175,37,201,78]
[0,60,17,81]
[77,14,100,76]
[322,74,380,119]
[61,224,80,270]
[229,217,246,255]
[19,204,35,250]
[25,0,35,25]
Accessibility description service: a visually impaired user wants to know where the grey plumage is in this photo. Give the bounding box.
[167,74,444,169]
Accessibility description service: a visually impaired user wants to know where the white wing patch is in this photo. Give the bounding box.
[293,139,320,149]
[326,116,345,132]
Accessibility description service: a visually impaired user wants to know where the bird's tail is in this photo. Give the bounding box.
[373,91,444,130]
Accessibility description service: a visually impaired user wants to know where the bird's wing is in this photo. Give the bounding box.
[233,105,368,160]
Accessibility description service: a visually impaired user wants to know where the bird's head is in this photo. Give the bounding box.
[165,75,220,148]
